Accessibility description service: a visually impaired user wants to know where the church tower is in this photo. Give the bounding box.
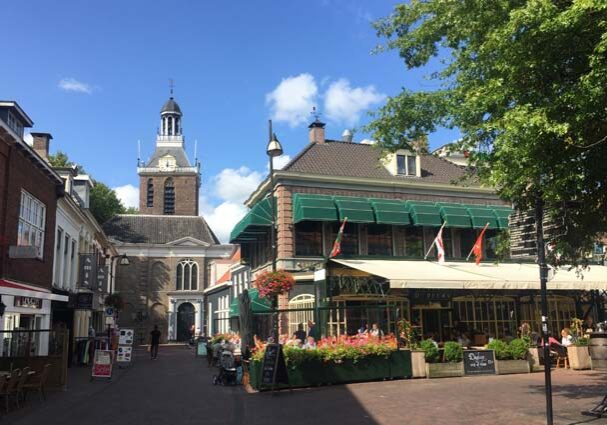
[138,95,200,215]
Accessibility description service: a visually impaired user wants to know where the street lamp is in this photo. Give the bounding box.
[267,120,283,342]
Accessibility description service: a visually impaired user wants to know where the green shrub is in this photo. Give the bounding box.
[443,341,463,363]
[420,339,440,363]
[508,338,529,360]
[574,336,589,346]
[487,339,512,360]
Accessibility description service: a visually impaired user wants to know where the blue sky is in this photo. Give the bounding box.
[2,0,458,241]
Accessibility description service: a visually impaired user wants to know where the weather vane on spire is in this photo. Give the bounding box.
[169,78,175,96]
[311,106,322,122]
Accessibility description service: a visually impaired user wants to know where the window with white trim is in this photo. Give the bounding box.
[17,191,46,259]
[214,295,230,334]
[396,154,417,176]
[176,259,198,291]
[288,294,315,337]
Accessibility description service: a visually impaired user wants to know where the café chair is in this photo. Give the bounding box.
[0,369,20,412]
[23,364,51,402]
[15,367,30,408]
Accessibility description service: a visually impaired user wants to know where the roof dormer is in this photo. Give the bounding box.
[382,149,421,177]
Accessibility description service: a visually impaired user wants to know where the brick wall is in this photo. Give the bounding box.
[138,174,199,216]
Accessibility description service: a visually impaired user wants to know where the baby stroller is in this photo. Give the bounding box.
[212,350,237,385]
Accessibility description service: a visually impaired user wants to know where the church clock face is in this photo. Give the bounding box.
[159,154,177,171]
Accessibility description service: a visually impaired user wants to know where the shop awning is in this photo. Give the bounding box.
[466,206,500,229]
[229,198,273,243]
[437,203,472,228]
[370,199,411,225]
[0,279,69,301]
[330,259,607,291]
[229,288,273,317]
[405,201,442,226]
[293,194,338,223]
[492,207,513,229]
[334,197,375,223]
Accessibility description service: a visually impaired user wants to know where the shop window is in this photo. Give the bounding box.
[18,190,46,259]
[330,222,359,256]
[485,229,498,259]
[288,294,316,337]
[520,296,577,336]
[295,221,323,256]
[442,228,453,258]
[214,295,230,334]
[164,178,175,215]
[367,224,393,256]
[176,259,198,291]
[452,297,517,339]
[404,226,423,257]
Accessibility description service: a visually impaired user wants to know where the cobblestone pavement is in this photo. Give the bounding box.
[4,347,607,425]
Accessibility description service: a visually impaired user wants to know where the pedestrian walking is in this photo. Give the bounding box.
[150,325,161,360]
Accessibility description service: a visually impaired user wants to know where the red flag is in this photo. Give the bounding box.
[472,223,489,265]
[435,226,445,265]
[330,218,348,258]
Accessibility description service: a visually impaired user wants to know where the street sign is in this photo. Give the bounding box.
[92,350,113,379]
[105,316,115,325]
[105,307,114,316]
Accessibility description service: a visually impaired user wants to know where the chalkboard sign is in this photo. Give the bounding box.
[260,343,289,389]
[196,340,207,357]
[463,350,496,375]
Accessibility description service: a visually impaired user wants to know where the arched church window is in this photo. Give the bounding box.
[164,178,175,214]
[176,259,198,291]
[146,179,154,207]
[168,116,173,135]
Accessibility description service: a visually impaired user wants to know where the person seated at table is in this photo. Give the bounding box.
[358,323,370,335]
[457,332,472,348]
[370,323,384,338]
[425,333,439,348]
[303,336,317,350]
[561,328,573,346]
[293,323,307,342]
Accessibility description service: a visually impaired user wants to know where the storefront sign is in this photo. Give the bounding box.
[75,293,93,310]
[79,254,97,288]
[463,350,496,376]
[13,296,42,309]
[410,289,451,303]
[260,343,289,389]
[92,350,113,378]
[327,276,389,297]
[96,266,107,290]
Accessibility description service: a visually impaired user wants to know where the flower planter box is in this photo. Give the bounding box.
[425,362,464,379]
[410,350,426,378]
[495,359,530,375]
[568,346,591,370]
[249,350,412,390]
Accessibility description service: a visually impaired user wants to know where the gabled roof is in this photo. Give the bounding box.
[145,146,192,168]
[281,140,477,185]
[103,214,219,245]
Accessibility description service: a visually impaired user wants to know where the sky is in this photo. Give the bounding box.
[2,0,459,242]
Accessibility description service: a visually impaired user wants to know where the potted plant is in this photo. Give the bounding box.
[488,338,530,374]
[568,318,591,370]
[398,320,425,378]
[254,270,295,299]
[423,340,464,378]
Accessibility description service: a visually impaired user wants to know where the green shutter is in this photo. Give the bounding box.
[466,206,500,229]
[491,207,513,229]
[369,199,411,225]
[405,201,442,226]
[334,196,375,223]
[229,298,239,317]
[229,197,273,243]
[438,203,472,228]
[229,289,272,317]
[292,194,339,223]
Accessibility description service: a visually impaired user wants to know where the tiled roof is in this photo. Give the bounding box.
[103,214,219,245]
[146,146,192,168]
[282,141,478,185]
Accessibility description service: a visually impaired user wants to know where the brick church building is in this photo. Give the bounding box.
[104,95,234,343]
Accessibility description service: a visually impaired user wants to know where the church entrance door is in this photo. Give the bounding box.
[177,302,195,341]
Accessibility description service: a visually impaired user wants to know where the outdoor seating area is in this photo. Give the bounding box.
[0,364,50,414]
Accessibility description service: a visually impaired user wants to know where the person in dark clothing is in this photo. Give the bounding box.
[150,325,161,360]
[294,323,307,342]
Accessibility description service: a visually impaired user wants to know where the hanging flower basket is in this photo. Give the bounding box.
[254,270,295,298]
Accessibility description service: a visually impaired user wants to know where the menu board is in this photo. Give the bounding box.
[196,340,207,357]
[463,350,496,375]
[116,346,132,363]
[119,329,134,346]
[260,343,289,389]
[92,350,113,378]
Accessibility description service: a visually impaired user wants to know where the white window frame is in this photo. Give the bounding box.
[176,259,198,291]
[288,294,316,337]
[396,154,417,176]
[18,190,46,259]
[214,295,230,334]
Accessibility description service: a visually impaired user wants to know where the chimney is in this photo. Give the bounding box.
[341,129,353,143]
[308,119,326,144]
[30,132,52,162]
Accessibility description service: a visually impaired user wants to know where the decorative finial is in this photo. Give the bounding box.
[169,78,175,96]
[311,106,321,122]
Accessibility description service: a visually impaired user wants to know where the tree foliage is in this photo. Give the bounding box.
[369,1,607,265]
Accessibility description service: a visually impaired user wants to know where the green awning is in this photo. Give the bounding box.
[492,207,514,229]
[466,206,500,229]
[229,289,273,317]
[438,203,472,228]
[293,194,338,223]
[406,201,442,226]
[334,197,375,223]
[369,199,410,225]
[229,198,273,243]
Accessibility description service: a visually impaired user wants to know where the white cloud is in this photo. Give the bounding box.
[58,78,94,94]
[324,78,386,126]
[113,184,139,209]
[213,166,263,203]
[272,154,291,170]
[23,133,33,146]
[266,73,318,127]
[200,199,248,244]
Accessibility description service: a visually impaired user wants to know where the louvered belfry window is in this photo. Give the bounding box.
[164,178,175,214]
[147,178,154,207]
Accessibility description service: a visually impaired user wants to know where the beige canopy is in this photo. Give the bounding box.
[331,259,607,291]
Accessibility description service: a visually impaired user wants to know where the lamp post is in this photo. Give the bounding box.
[266,119,283,342]
[106,253,130,349]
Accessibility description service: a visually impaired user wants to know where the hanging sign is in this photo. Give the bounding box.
[79,254,97,288]
[92,350,113,378]
[96,266,107,290]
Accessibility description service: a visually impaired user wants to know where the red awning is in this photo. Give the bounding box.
[0,279,68,301]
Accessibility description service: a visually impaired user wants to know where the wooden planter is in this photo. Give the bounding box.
[425,362,464,379]
[495,359,530,375]
[410,350,426,378]
[568,345,591,370]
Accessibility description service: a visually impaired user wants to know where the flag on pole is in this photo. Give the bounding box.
[424,222,447,264]
[469,223,489,265]
[329,217,348,258]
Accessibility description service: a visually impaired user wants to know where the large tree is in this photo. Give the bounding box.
[368,0,607,265]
